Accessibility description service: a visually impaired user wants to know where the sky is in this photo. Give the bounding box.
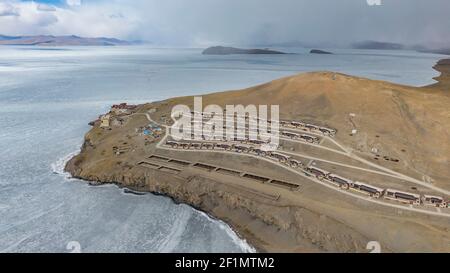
[0,0,449,48]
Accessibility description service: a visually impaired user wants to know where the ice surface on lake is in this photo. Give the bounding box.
[0,46,444,252]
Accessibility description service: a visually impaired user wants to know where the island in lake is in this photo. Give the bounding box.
[66,59,450,253]
[202,46,287,55]
[310,49,333,54]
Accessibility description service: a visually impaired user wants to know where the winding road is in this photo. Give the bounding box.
[140,111,450,218]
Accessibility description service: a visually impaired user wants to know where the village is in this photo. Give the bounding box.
[95,105,450,217]
[157,110,450,212]
[162,135,448,209]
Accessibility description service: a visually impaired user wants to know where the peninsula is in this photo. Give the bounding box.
[66,60,450,253]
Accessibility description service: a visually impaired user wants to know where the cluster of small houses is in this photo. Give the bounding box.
[97,103,138,128]
[165,139,449,209]
[280,131,320,144]
[112,103,138,114]
[185,125,321,145]
[278,120,336,137]
[166,140,303,168]
[183,112,331,146]
[188,111,337,137]
[305,166,449,209]
[101,109,448,209]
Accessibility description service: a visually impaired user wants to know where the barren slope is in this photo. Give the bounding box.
[148,70,450,190]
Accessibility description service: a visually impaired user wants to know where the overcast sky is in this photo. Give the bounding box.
[0,0,449,48]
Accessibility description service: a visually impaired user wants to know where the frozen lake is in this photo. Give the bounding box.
[0,46,445,252]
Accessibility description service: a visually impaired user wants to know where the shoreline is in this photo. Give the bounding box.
[65,58,450,253]
[54,150,257,253]
[430,58,450,90]
[109,181,260,253]
[67,172,265,252]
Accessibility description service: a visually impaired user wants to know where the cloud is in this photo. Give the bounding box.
[37,4,56,12]
[0,1,60,33]
[0,2,19,16]
[0,0,449,48]
[66,0,81,7]
[0,0,137,38]
[118,0,450,48]
[100,0,450,48]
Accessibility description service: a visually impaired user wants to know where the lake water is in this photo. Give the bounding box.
[0,46,445,252]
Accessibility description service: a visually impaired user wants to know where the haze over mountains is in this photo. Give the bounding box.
[351,41,404,50]
[202,46,286,55]
[0,34,448,55]
[0,35,132,46]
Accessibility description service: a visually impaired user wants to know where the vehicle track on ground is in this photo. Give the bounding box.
[142,112,450,211]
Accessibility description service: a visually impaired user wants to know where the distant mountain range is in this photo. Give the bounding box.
[352,41,450,55]
[0,35,134,46]
[351,41,405,50]
[2,35,447,55]
[254,40,449,55]
[418,48,450,56]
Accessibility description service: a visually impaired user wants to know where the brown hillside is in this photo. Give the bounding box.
[154,69,450,190]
